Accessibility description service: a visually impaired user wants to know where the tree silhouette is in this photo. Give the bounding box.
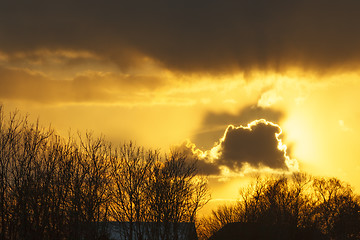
[2,105,359,240]
[198,174,360,240]
[0,106,210,240]
[109,147,209,240]
[109,142,158,239]
[311,177,360,239]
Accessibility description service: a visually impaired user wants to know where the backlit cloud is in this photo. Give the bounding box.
[193,105,284,149]
[177,119,298,177]
[215,120,294,170]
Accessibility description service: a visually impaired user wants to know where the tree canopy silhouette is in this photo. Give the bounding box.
[198,174,360,240]
[0,105,209,240]
[1,105,360,240]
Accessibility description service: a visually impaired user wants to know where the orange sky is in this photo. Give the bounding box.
[2,0,360,207]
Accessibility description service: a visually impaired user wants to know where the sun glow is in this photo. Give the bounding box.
[282,113,319,166]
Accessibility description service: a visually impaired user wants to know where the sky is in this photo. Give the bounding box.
[2,0,360,210]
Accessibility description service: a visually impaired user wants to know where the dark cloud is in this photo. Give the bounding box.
[193,105,284,149]
[173,141,221,175]
[217,120,288,170]
[177,119,293,176]
[204,105,283,127]
[1,0,360,73]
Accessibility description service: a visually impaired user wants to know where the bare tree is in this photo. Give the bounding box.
[0,106,114,240]
[109,148,209,240]
[0,105,209,240]
[197,203,243,240]
[147,152,209,223]
[3,111,54,239]
[145,152,209,240]
[198,174,360,240]
[312,177,360,239]
[0,107,26,239]
[109,142,158,240]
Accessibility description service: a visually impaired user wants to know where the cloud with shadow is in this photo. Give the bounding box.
[216,120,289,170]
[173,141,221,175]
[176,119,298,176]
[193,105,284,149]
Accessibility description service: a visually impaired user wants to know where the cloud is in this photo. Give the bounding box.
[216,120,289,170]
[1,1,360,74]
[176,119,298,177]
[173,141,221,175]
[203,105,284,128]
[193,105,284,149]
[0,66,165,103]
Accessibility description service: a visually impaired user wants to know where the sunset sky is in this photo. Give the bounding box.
[2,1,360,208]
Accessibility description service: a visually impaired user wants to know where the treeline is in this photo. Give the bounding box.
[198,174,360,240]
[2,105,360,240]
[0,106,209,240]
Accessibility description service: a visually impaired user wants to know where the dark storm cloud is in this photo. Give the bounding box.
[217,120,288,170]
[193,105,284,149]
[1,0,360,73]
[178,119,293,176]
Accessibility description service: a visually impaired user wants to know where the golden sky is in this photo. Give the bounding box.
[2,0,360,207]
